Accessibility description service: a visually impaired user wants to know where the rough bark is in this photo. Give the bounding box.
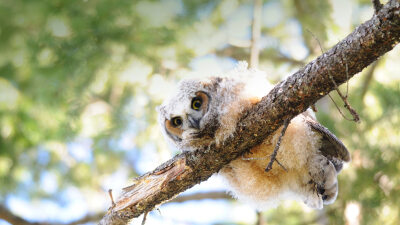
[99,1,400,224]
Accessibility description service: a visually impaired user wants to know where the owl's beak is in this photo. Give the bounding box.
[188,115,200,129]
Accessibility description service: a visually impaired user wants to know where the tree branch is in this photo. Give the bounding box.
[99,1,400,224]
[168,191,232,203]
[360,60,379,100]
[256,211,264,225]
[250,0,262,68]
[215,46,306,67]
[0,204,103,225]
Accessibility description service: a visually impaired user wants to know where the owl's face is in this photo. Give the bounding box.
[158,63,273,152]
[158,78,226,151]
[163,91,210,142]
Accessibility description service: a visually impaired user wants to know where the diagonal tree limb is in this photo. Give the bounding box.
[99,1,400,224]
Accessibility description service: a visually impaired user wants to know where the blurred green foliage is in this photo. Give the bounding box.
[0,0,399,224]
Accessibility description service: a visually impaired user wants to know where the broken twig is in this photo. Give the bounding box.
[307,29,360,123]
[108,189,116,208]
[373,0,383,13]
[265,119,290,172]
[141,212,148,225]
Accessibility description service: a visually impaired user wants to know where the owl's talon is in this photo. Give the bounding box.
[308,154,340,206]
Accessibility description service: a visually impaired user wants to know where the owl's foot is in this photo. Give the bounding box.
[305,154,339,208]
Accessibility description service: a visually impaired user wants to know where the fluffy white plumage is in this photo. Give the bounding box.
[158,62,350,210]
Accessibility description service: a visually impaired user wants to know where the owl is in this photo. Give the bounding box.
[157,62,350,210]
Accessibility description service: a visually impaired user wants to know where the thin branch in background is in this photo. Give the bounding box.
[215,46,305,67]
[108,189,116,207]
[0,192,232,225]
[250,0,262,68]
[265,119,289,172]
[141,212,148,225]
[327,53,360,122]
[373,0,383,13]
[63,213,105,225]
[328,73,360,122]
[228,38,251,48]
[360,60,379,100]
[307,29,360,123]
[256,211,264,225]
[327,94,355,121]
[142,192,232,224]
[168,191,232,203]
[306,28,325,56]
[311,104,318,112]
[0,204,104,225]
[273,54,305,66]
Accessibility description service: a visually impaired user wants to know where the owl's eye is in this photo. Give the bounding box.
[191,97,202,110]
[171,117,183,127]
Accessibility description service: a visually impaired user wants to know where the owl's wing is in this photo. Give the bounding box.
[304,115,350,172]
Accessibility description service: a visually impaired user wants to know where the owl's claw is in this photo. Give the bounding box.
[307,155,339,206]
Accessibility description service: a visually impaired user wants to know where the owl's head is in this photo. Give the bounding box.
[158,62,272,152]
[158,77,234,151]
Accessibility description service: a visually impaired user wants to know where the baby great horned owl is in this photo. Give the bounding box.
[158,62,350,210]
